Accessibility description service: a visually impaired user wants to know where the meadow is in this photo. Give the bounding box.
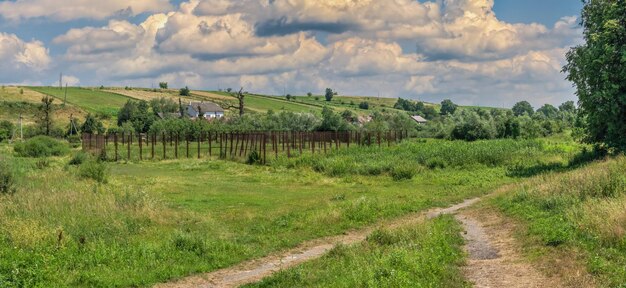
[0,135,582,287]
[28,87,133,117]
[489,155,626,287]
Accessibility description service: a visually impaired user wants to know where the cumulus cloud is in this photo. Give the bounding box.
[0,33,50,83]
[34,0,582,106]
[0,0,173,21]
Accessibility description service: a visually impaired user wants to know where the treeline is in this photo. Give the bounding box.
[418,99,577,141]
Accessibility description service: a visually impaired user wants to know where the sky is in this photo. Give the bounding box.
[0,0,583,107]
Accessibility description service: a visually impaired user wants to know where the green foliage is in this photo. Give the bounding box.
[149,97,178,115]
[450,110,497,141]
[159,82,168,89]
[69,152,90,166]
[563,0,626,151]
[0,161,16,195]
[307,92,312,97]
[34,158,50,170]
[78,160,109,183]
[80,113,105,134]
[440,99,458,116]
[358,101,369,110]
[179,86,191,96]
[318,106,351,131]
[37,96,54,136]
[0,120,14,142]
[19,88,23,95]
[246,150,262,165]
[324,88,334,102]
[537,104,559,119]
[247,216,467,288]
[493,157,626,286]
[14,136,69,158]
[512,101,534,116]
[390,165,416,181]
[117,100,155,133]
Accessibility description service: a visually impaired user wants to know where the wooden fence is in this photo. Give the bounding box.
[82,130,408,164]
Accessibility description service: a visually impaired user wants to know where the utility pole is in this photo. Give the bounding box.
[59,73,63,90]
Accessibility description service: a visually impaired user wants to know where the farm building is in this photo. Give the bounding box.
[411,115,428,124]
[187,101,224,119]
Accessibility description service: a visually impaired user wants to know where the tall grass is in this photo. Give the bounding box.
[272,138,556,178]
[245,216,466,288]
[493,156,626,286]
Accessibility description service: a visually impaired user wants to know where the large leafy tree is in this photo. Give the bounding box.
[564,0,626,151]
[512,101,534,116]
[440,99,458,116]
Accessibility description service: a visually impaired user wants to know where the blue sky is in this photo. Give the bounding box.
[0,0,583,107]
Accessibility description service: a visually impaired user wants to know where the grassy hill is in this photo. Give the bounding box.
[29,87,134,117]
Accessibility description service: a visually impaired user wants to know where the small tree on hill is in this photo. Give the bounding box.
[440,99,458,116]
[325,88,334,102]
[307,92,313,97]
[159,82,168,89]
[37,96,54,136]
[179,86,191,96]
[225,87,246,116]
[359,101,370,110]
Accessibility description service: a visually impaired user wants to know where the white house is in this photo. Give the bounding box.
[187,101,224,119]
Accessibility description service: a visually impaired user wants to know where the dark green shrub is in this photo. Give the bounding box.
[391,165,416,181]
[246,150,262,165]
[0,162,16,195]
[425,158,447,170]
[78,160,109,183]
[69,152,89,166]
[14,136,69,158]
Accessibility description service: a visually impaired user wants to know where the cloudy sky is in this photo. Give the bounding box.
[0,0,582,107]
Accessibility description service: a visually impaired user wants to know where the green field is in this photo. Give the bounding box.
[29,87,133,117]
[0,136,583,287]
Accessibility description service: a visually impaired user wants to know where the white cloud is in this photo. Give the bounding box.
[0,0,172,21]
[38,0,582,106]
[0,33,51,75]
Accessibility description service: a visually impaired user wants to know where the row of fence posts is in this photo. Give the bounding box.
[82,130,408,164]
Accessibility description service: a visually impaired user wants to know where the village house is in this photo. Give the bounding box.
[187,101,224,119]
[411,115,428,124]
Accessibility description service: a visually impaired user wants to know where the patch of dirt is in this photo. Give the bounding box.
[154,198,481,288]
[457,209,565,288]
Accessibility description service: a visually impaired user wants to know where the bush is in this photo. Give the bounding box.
[426,158,447,170]
[246,150,262,165]
[78,160,109,183]
[391,165,416,181]
[359,102,370,110]
[179,86,191,96]
[0,162,16,195]
[14,136,69,158]
[69,152,89,166]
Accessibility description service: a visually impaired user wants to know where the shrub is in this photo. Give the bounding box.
[78,160,109,183]
[426,158,447,170]
[14,136,69,158]
[391,165,416,181]
[359,102,370,110]
[0,120,14,142]
[246,150,262,165]
[0,162,16,195]
[69,152,89,166]
[179,86,191,96]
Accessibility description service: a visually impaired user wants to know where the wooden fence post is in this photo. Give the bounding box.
[186,133,190,158]
[162,132,166,159]
[127,132,131,160]
[114,133,118,162]
[198,132,202,159]
[151,133,155,160]
[139,133,143,160]
[175,133,179,159]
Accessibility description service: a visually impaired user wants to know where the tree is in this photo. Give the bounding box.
[150,97,178,115]
[225,87,246,116]
[285,94,292,101]
[563,0,626,150]
[512,101,534,116]
[440,99,458,116]
[325,88,334,102]
[159,82,168,89]
[37,96,54,136]
[359,101,370,110]
[179,86,191,96]
[226,88,233,93]
[80,113,105,134]
[318,106,349,131]
[307,92,313,97]
[536,104,559,119]
[558,101,576,113]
